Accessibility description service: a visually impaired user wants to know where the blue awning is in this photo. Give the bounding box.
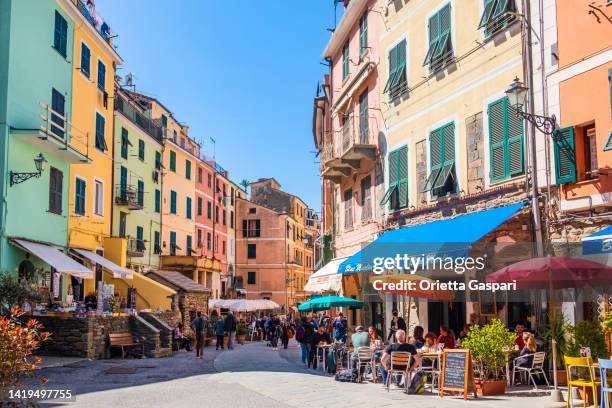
[338,202,528,274]
[583,226,612,255]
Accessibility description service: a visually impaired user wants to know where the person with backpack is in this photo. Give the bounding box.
[190,311,208,359]
[224,311,237,350]
[332,312,348,343]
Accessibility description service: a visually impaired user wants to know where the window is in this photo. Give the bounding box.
[95,113,107,151]
[423,122,456,197]
[488,97,524,182]
[136,226,144,251]
[74,178,86,215]
[359,89,369,143]
[120,128,130,159]
[97,60,106,91]
[185,160,191,180]
[119,166,127,199]
[244,219,261,238]
[197,229,202,248]
[249,208,256,214]
[80,43,90,78]
[53,11,68,57]
[230,210,234,228]
[215,205,219,223]
[380,146,408,210]
[173,130,177,142]
[553,127,575,185]
[207,201,212,219]
[207,232,212,250]
[138,139,145,160]
[170,190,177,214]
[119,212,127,238]
[344,189,353,230]
[169,231,177,255]
[154,231,161,254]
[186,235,193,255]
[207,173,212,188]
[51,88,65,139]
[553,124,599,185]
[581,124,598,180]
[169,150,176,172]
[222,240,226,255]
[222,209,226,225]
[197,197,203,216]
[94,179,103,216]
[155,151,162,170]
[384,40,407,100]
[247,244,257,259]
[198,167,203,183]
[247,272,256,285]
[361,175,372,221]
[231,187,235,206]
[423,4,453,72]
[48,167,63,215]
[359,11,368,55]
[155,189,161,213]
[479,0,517,36]
[137,179,144,207]
[186,196,192,219]
[342,41,350,81]
[161,114,167,129]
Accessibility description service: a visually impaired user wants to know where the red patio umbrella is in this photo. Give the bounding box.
[486,256,612,398]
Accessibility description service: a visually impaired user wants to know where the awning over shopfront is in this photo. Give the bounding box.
[304,257,347,293]
[582,226,612,265]
[11,238,92,279]
[338,202,528,274]
[70,248,133,280]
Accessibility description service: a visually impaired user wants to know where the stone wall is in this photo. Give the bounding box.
[466,112,485,194]
[415,140,427,207]
[179,292,209,329]
[140,312,173,350]
[129,315,164,358]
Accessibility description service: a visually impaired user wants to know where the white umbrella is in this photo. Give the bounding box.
[208,299,234,309]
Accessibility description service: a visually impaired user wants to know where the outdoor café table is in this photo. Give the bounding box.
[418,352,442,392]
[503,348,519,386]
[317,343,332,372]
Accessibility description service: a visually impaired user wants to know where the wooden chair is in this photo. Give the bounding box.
[512,351,550,389]
[598,358,612,408]
[565,356,601,408]
[108,332,144,359]
[385,351,411,392]
[355,347,374,383]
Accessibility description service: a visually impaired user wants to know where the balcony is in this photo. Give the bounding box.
[321,113,378,183]
[115,185,143,210]
[73,0,114,44]
[114,94,163,142]
[127,238,146,258]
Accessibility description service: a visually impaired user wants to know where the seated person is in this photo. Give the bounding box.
[436,325,455,350]
[410,326,425,349]
[309,325,331,369]
[419,332,439,367]
[173,323,192,351]
[514,321,527,350]
[380,330,420,386]
[351,325,370,361]
[515,332,537,368]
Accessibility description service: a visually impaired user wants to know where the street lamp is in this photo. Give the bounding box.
[10,153,48,186]
[505,77,557,135]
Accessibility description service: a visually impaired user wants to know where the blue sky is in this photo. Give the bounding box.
[96,0,341,211]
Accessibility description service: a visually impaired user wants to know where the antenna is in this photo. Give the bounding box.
[124,72,136,90]
[210,137,216,161]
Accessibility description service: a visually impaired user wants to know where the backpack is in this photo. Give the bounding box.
[406,372,426,395]
[334,368,358,382]
[326,350,337,374]
[295,326,306,343]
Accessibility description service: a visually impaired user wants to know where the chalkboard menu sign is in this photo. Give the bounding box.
[440,349,476,400]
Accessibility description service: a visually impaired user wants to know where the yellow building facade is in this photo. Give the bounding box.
[66,1,122,295]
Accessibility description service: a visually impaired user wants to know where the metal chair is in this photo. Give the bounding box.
[417,353,442,393]
[565,356,601,408]
[598,358,612,408]
[355,347,374,383]
[384,351,412,392]
[512,351,550,389]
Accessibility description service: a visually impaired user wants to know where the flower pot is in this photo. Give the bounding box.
[550,369,567,386]
[475,379,507,396]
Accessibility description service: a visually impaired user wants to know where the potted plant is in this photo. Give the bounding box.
[543,313,568,386]
[236,324,247,345]
[563,320,607,404]
[462,318,516,396]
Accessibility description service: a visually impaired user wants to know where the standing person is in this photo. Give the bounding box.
[387,310,407,341]
[296,317,311,365]
[280,318,291,349]
[332,312,348,343]
[224,311,237,350]
[190,312,207,359]
[214,317,225,350]
[268,314,280,350]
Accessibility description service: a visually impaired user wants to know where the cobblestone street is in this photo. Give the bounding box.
[31,340,568,408]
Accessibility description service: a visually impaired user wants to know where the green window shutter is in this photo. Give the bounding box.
[506,100,524,176]
[424,4,452,70]
[478,0,496,28]
[97,61,106,91]
[242,220,247,238]
[605,130,612,151]
[186,235,192,254]
[81,43,90,77]
[609,67,612,115]
[359,12,368,55]
[488,99,507,181]
[121,128,129,159]
[384,45,398,94]
[342,42,349,80]
[170,231,176,248]
[186,197,192,219]
[138,139,145,160]
[207,201,212,219]
[154,231,160,253]
[387,149,399,209]
[169,151,176,172]
[75,179,86,215]
[170,191,177,214]
[186,160,191,180]
[137,180,144,207]
[197,197,202,216]
[155,189,161,213]
[119,166,127,198]
[423,12,441,66]
[397,146,409,208]
[54,11,67,57]
[155,151,162,169]
[359,89,368,143]
[51,88,65,139]
[95,113,107,151]
[553,127,576,184]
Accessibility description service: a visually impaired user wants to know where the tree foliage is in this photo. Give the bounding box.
[461,318,516,380]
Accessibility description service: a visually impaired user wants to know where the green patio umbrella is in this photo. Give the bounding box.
[297,295,364,312]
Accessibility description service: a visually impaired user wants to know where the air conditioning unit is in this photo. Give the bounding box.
[152,170,159,183]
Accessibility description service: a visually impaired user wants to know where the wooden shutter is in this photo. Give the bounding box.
[488,99,507,181]
[155,189,161,212]
[442,123,455,164]
[170,191,177,213]
[506,99,524,176]
[242,220,247,238]
[361,175,371,220]
[553,127,576,184]
[170,151,176,171]
[385,46,398,94]
[398,146,408,208]
[95,114,106,150]
[97,61,106,90]
[478,0,496,28]
[387,149,399,209]
[186,197,191,219]
[359,89,368,143]
[137,180,144,207]
[49,168,62,214]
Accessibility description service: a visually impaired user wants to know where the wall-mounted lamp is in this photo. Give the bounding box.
[10,153,47,186]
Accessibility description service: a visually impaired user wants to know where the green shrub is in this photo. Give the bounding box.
[563,320,607,360]
[461,318,516,380]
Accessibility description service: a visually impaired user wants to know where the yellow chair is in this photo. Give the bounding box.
[565,356,601,408]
